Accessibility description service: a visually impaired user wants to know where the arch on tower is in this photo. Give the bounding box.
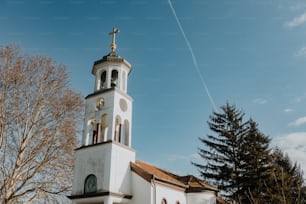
[111,69,118,88]
[122,71,126,92]
[100,70,107,90]
[123,119,130,146]
[86,119,98,145]
[101,114,108,142]
[114,115,122,143]
[84,174,97,194]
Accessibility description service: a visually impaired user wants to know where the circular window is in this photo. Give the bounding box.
[119,98,128,112]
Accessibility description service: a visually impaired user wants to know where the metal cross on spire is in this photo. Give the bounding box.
[109,27,120,53]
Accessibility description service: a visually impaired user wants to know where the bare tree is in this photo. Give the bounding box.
[0,45,83,203]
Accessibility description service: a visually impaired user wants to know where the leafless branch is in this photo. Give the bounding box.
[0,45,83,203]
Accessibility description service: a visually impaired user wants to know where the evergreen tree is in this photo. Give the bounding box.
[194,103,273,203]
[239,119,272,203]
[193,103,249,200]
[266,147,306,204]
[194,102,306,203]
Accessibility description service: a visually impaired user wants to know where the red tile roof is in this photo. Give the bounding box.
[130,160,218,192]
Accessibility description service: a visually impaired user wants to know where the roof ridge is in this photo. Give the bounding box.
[133,160,218,192]
[134,160,186,187]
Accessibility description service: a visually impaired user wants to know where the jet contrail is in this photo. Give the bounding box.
[167,0,218,112]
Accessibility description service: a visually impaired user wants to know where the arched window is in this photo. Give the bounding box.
[122,71,126,91]
[87,119,97,145]
[111,70,118,87]
[84,174,97,194]
[114,115,122,142]
[161,198,167,204]
[176,201,180,204]
[91,120,98,144]
[101,114,108,142]
[100,71,106,89]
[123,120,130,146]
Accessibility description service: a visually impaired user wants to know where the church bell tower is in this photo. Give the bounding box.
[69,28,135,204]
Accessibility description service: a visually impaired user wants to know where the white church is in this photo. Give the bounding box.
[68,28,225,204]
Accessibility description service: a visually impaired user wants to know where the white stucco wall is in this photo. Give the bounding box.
[155,182,186,204]
[111,90,133,146]
[130,172,152,204]
[72,143,112,196]
[71,142,135,196]
[186,191,216,204]
[109,143,135,195]
[128,173,217,204]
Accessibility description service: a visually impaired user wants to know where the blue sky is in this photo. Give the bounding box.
[1,0,306,176]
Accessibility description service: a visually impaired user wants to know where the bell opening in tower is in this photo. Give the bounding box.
[111,70,118,87]
[101,71,106,89]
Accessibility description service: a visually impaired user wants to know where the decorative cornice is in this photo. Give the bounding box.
[75,140,135,152]
[68,191,132,200]
[92,55,132,75]
[85,87,133,101]
[85,87,115,99]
